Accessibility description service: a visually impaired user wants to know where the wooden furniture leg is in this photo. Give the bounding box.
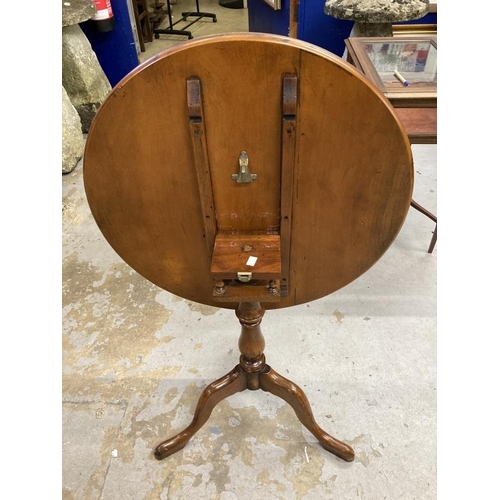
[411,199,437,253]
[427,224,437,253]
[132,0,153,52]
[154,366,247,459]
[154,302,354,462]
[259,367,355,461]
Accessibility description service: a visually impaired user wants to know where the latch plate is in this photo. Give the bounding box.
[237,272,253,282]
[231,151,257,183]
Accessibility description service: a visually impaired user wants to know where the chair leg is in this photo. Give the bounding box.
[428,224,437,253]
[132,0,146,52]
[142,0,153,42]
[411,199,437,253]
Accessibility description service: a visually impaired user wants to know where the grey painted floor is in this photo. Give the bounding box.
[62,146,436,500]
[62,2,437,498]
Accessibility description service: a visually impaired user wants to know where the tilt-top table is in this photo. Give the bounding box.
[83,33,414,463]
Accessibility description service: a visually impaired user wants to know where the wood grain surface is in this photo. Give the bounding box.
[84,33,413,310]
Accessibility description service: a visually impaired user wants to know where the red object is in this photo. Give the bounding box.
[90,0,115,31]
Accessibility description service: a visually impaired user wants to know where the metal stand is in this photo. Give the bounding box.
[154,0,217,40]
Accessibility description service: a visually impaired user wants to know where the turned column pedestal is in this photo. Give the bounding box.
[154,302,355,462]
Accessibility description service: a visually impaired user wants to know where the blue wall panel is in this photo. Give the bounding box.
[248,0,436,58]
[297,0,353,57]
[247,0,291,36]
[80,0,140,88]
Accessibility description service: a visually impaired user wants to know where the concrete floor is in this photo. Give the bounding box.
[62,2,437,498]
[138,0,250,63]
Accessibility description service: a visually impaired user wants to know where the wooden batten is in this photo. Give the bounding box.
[188,73,298,304]
[279,73,298,296]
[186,77,217,257]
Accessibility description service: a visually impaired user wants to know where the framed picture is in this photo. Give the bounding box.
[345,36,437,107]
[392,24,437,36]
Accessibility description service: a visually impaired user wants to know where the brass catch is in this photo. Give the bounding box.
[237,272,252,282]
[231,151,257,183]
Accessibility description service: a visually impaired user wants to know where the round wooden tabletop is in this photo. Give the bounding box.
[84,33,413,310]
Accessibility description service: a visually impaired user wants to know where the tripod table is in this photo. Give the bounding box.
[83,33,414,463]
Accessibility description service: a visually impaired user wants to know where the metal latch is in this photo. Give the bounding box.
[232,151,257,183]
[237,272,252,282]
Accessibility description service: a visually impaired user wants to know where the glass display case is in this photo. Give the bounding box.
[345,36,437,107]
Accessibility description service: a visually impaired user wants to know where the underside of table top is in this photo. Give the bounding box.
[83,33,414,309]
